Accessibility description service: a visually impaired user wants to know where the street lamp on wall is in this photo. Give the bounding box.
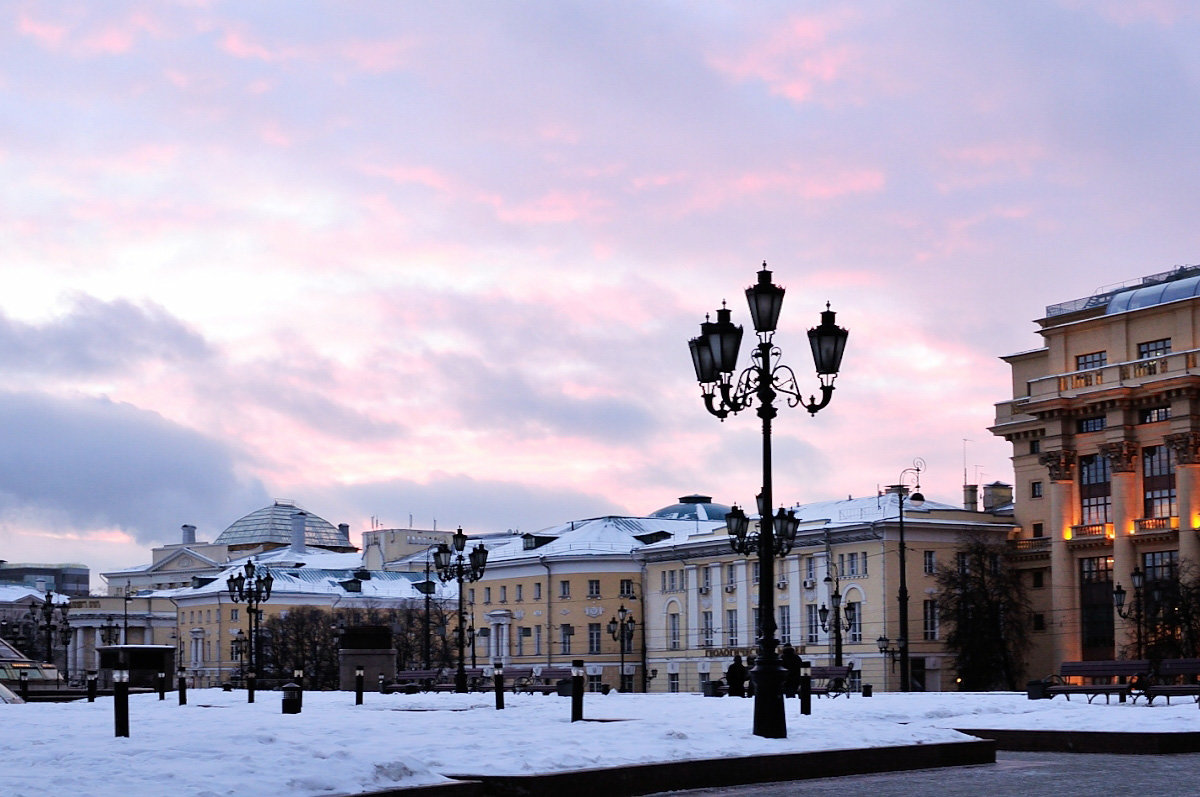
[690,262,848,740]
[433,528,489,693]
[885,459,925,692]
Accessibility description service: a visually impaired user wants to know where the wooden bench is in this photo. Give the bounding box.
[811,665,853,698]
[514,666,575,695]
[1045,660,1148,703]
[389,669,445,693]
[1137,658,1200,706]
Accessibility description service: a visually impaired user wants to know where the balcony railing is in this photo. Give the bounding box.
[1070,523,1110,539]
[1009,538,1051,552]
[1134,517,1176,533]
[1024,349,1200,402]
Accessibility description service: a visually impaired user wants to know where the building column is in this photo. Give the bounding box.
[1166,432,1200,567]
[684,565,699,649]
[1103,441,1140,657]
[1042,451,1079,665]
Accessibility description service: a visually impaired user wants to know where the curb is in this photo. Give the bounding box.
[954,728,1200,754]
[442,739,995,797]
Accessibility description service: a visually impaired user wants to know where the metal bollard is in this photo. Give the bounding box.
[178,669,188,706]
[113,669,130,738]
[570,659,585,722]
[493,661,505,710]
[799,661,812,716]
[355,666,364,705]
[87,671,98,703]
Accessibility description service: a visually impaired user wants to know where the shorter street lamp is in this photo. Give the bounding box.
[1113,566,1148,660]
[433,528,489,693]
[607,605,636,692]
[227,560,273,704]
[877,636,904,673]
[232,629,247,689]
[100,616,120,646]
[819,573,856,668]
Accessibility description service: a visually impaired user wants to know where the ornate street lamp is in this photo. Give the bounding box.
[885,459,925,692]
[433,528,488,693]
[1113,566,1147,660]
[690,262,848,739]
[100,615,120,646]
[819,574,856,668]
[227,560,273,702]
[607,604,637,692]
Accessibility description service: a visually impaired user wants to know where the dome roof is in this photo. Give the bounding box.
[1107,274,1200,314]
[214,502,351,550]
[648,494,731,522]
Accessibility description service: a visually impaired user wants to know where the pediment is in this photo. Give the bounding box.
[148,547,222,574]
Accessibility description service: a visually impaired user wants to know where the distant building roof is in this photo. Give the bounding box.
[213,501,352,551]
[648,494,731,522]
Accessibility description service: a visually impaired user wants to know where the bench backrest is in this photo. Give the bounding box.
[1059,660,1147,680]
[531,667,574,682]
[810,665,852,680]
[1157,659,1200,678]
[395,669,442,681]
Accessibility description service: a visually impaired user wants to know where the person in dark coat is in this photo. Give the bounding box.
[780,645,801,698]
[745,656,757,696]
[725,654,748,697]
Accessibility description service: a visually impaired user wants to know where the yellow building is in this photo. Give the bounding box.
[638,490,1014,693]
[992,265,1200,675]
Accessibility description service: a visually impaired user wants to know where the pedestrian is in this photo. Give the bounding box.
[780,645,801,698]
[725,654,747,697]
[746,656,756,697]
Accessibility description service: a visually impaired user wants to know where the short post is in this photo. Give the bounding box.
[293,669,304,710]
[178,667,188,706]
[281,682,302,714]
[493,660,505,710]
[799,660,812,716]
[157,671,166,700]
[247,671,256,704]
[18,670,28,701]
[378,672,386,693]
[355,665,364,705]
[570,659,585,722]
[113,669,130,738]
[87,670,98,703]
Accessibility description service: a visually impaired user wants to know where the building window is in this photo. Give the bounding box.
[1143,445,1177,519]
[587,674,604,693]
[483,587,491,605]
[667,672,680,693]
[846,601,861,643]
[702,611,714,647]
[861,551,868,576]
[559,580,571,599]
[847,552,859,576]
[1079,453,1112,525]
[668,613,680,650]
[956,552,969,574]
[588,579,601,599]
[726,564,737,586]
[516,628,525,656]
[499,585,507,603]
[806,604,820,644]
[1032,522,1044,537]
[1076,351,1107,370]
[1138,338,1171,359]
[1077,417,1107,433]
[667,570,677,592]
[753,608,761,640]
[1030,439,1041,455]
[588,622,601,655]
[468,588,475,604]
[1031,481,1043,499]
[516,584,523,602]
[923,550,935,575]
[560,624,573,655]
[805,557,815,581]
[726,609,738,646]
[1142,550,1178,583]
[923,600,939,640]
[1033,613,1046,631]
[751,561,760,584]
[778,604,791,646]
[1032,570,1045,588]
[1140,406,1171,424]
[700,569,711,590]
[534,625,542,656]
[620,578,634,597]
[231,608,239,621]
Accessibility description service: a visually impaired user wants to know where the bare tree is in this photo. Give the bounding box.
[935,532,1032,690]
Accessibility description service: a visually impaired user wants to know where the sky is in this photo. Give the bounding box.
[4,688,1198,795]
[3,1,1200,582]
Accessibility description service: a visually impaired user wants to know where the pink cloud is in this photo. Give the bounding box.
[489,190,610,225]
[339,38,417,73]
[17,12,68,48]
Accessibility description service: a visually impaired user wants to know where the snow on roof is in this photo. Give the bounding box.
[0,585,68,604]
[483,515,726,562]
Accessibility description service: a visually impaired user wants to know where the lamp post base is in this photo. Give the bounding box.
[751,658,788,739]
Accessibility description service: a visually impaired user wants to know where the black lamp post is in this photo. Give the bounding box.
[607,605,637,692]
[885,460,925,692]
[433,528,489,693]
[227,560,273,703]
[1113,566,1147,660]
[123,580,132,638]
[690,263,848,740]
[877,635,902,671]
[232,629,246,687]
[819,577,856,668]
[58,614,72,684]
[100,616,120,646]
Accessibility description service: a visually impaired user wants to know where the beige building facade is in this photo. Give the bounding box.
[992,266,1200,676]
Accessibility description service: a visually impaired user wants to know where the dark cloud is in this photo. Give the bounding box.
[0,295,210,377]
[0,391,268,544]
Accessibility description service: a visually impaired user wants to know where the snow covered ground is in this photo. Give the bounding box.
[3,689,1198,796]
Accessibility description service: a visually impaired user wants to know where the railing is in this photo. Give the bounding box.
[1025,349,1200,402]
[1010,538,1051,551]
[1134,517,1175,532]
[1070,523,1109,538]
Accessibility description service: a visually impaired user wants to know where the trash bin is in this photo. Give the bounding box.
[702,682,725,697]
[555,679,574,697]
[1026,679,1048,700]
[861,684,873,697]
[282,682,302,714]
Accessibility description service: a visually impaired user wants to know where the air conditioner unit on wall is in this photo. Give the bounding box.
[724,585,736,593]
[697,586,710,595]
[802,579,817,590]
[777,580,788,589]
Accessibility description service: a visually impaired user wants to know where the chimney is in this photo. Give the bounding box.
[291,511,307,554]
[982,482,1013,512]
[338,523,351,545]
[963,485,979,511]
[181,524,197,545]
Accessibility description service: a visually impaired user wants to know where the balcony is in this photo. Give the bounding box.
[1134,517,1177,533]
[1069,523,1110,539]
[1009,538,1051,552]
[1023,349,1200,403]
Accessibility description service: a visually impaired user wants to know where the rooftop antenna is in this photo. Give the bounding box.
[962,439,971,487]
